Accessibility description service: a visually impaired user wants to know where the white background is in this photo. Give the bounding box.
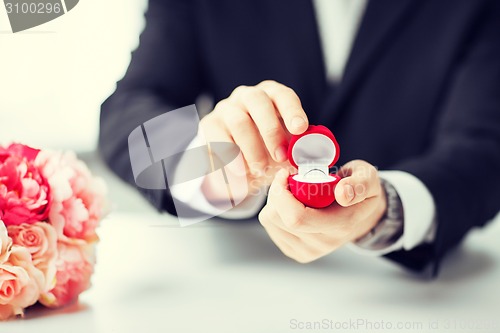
[0,0,146,151]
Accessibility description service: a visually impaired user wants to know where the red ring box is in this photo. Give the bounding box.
[287,125,341,208]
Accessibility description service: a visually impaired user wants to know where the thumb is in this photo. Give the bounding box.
[334,160,380,207]
[268,168,290,197]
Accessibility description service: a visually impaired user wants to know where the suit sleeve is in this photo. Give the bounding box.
[385,1,500,275]
[98,0,203,214]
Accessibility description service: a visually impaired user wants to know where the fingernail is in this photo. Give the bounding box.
[274,145,287,162]
[291,116,306,131]
[344,184,355,202]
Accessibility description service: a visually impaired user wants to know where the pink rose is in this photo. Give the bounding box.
[0,143,40,162]
[0,246,44,320]
[0,144,51,226]
[40,242,95,308]
[36,151,107,242]
[0,222,12,264]
[7,223,57,292]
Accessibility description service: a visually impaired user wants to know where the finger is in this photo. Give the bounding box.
[259,206,321,263]
[263,206,332,249]
[234,86,289,163]
[328,196,383,229]
[219,101,270,175]
[200,111,233,144]
[198,121,248,202]
[335,160,382,207]
[257,80,309,135]
[268,169,330,233]
[270,197,379,238]
[267,169,334,234]
[260,200,305,238]
[262,222,304,262]
[267,169,307,227]
[200,115,237,169]
[259,205,298,255]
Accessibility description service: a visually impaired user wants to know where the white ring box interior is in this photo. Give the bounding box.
[291,134,338,183]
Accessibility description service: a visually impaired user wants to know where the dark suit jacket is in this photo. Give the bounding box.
[99,0,500,275]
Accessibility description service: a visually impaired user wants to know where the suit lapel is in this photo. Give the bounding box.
[318,0,421,124]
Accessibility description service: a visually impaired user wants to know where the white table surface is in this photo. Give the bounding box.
[2,153,500,333]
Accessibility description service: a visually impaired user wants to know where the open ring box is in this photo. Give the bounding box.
[287,125,341,208]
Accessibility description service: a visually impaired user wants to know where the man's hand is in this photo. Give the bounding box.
[200,80,309,204]
[258,160,387,263]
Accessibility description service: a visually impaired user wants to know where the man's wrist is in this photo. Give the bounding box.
[352,189,387,241]
[354,179,404,250]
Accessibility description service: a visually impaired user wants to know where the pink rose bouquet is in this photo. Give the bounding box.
[0,144,107,320]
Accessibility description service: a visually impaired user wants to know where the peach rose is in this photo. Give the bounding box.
[40,242,95,308]
[36,151,108,242]
[7,223,57,292]
[0,222,12,264]
[0,246,44,320]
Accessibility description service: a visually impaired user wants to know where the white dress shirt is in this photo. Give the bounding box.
[170,0,436,255]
